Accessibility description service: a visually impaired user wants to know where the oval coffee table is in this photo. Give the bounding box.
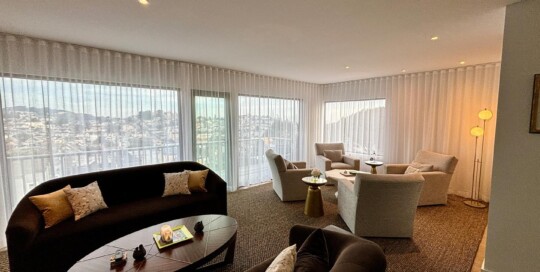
[69,214,237,271]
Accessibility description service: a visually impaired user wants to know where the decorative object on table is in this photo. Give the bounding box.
[365,160,384,174]
[311,168,321,178]
[110,249,127,268]
[340,170,355,177]
[464,108,493,208]
[530,74,540,133]
[132,244,146,261]
[194,221,204,233]
[160,224,174,243]
[153,225,194,249]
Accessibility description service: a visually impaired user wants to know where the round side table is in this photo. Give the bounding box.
[301,177,327,217]
[365,160,384,174]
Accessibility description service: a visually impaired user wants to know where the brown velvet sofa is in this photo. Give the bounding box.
[246,224,387,272]
[6,161,227,272]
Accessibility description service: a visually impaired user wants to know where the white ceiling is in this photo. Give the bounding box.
[0,0,518,84]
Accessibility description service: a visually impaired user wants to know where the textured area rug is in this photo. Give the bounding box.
[0,182,488,272]
[213,182,488,272]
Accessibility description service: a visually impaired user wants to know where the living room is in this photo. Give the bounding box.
[0,0,539,271]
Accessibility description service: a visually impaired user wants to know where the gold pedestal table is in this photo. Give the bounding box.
[365,160,384,174]
[301,177,327,217]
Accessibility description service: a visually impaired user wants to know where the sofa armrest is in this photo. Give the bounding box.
[386,164,409,174]
[316,155,332,171]
[6,198,42,270]
[204,170,228,215]
[343,155,361,170]
[291,161,307,169]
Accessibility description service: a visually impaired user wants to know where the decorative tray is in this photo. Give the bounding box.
[153,225,194,249]
[340,171,356,177]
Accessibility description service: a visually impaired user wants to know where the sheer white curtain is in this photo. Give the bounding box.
[181,64,321,189]
[322,63,500,201]
[0,34,186,248]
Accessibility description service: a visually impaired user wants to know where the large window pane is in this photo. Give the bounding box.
[324,99,385,158]
[192,91,231,182]
[1,77,181,206]
[238,95,301,187]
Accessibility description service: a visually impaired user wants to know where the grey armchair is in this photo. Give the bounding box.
[315,143,360,173]
[265,149,311,201]
[386,150,458,206]
[338,172,424,238]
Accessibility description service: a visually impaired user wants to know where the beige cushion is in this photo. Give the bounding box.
[163,171,191,196]
[29,185,74,228]
[283,159,299,170]
[323,150,343,162]
[64,181,108,221]
[410,162,434,172]
[188,169,209,192]
[331,162,353,169]
[266,244,296,272]
[404,166,421,174]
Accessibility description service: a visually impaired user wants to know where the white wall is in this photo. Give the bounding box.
[484,0,540,271]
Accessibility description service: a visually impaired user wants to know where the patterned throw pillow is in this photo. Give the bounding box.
[64,181,108,221]
[163,171,191,196]
[187,169,209,192]
[405,163,433,174]
[29,185,74,228]
[266,244,297,272]
[405,166,421,174]
[323,150,343,162]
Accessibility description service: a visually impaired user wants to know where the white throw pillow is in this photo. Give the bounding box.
[266,244,297,272]
[64,181,108,221]
[163,171,191,196]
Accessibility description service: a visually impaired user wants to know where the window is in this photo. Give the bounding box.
[324,99,385,158]
[238,95,301,187]
[192,90,232,182]
[1,77,181,205]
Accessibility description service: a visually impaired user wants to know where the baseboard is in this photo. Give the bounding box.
[481,260,493,272]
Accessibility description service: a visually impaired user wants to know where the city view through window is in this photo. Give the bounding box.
[1,77,304,204]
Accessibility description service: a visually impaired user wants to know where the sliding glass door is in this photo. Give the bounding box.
[191,90,231,182]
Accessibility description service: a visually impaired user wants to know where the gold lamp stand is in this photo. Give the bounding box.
[464,108,492,209]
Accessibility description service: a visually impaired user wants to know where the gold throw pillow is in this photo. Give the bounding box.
[188,169,209,192]
[29,185,74,228]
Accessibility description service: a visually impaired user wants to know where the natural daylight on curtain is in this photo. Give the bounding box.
[0,77,180,209]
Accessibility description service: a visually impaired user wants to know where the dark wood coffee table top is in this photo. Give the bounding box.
[69,214,237,272]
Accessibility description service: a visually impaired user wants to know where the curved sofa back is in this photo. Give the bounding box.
[26,161,214,206]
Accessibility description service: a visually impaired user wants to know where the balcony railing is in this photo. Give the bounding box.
[6,144,181,206]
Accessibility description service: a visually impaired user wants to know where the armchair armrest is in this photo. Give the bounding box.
[316,155,332,171]
[343,155,361,170]
[386,164,409,174]
[281,168,312,181]
[291,161,307,169]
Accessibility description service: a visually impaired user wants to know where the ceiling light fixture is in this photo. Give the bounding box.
[401,69,406,73]
[431,36,439,41]
[345,66,350,69]
[460,61,466,65]
[139,0,149,6]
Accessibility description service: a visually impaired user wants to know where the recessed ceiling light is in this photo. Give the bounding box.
[401,69,406,73]
[460,61,466,65]
[431,36,439,41]
[139,0,149,5]
[345,66,350,69]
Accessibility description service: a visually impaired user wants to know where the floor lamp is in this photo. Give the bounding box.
[464,108,492,208]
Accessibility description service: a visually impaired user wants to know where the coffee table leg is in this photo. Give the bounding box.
[224,234,236,264]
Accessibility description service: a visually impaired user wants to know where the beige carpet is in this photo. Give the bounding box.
[0,182,488,272]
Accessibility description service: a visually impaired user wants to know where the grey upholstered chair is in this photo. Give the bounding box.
[338,172,424,238]
[315,143,360,173]
[265,149,311,201]
[386,150,458,206]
